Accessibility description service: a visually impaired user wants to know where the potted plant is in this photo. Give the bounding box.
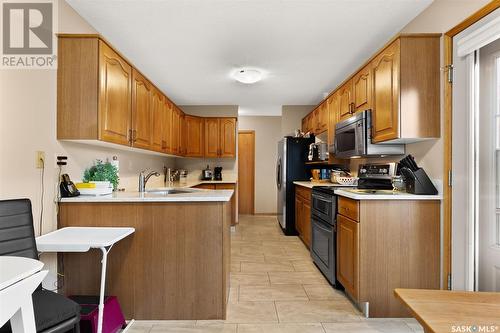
[82,160,119,190]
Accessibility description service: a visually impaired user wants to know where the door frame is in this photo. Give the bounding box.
[238,130,255,215]
[443,0,500,290]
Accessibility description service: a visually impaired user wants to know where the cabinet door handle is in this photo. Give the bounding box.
[128,129,133,144]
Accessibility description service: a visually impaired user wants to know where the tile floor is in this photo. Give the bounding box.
[128,215,423,333]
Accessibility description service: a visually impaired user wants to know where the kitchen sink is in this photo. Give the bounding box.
[145,188,198,195]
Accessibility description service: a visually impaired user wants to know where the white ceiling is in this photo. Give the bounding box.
[66,0,433,116]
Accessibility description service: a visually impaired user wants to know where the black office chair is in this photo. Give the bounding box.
[0,199,81,333]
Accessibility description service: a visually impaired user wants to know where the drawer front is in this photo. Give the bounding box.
[296,186,311,201]
[338,196,359,221]
[193,184,216,190]
[215,184,235,190]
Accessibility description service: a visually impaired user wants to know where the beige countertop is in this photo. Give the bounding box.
[294,181,442,201]
[60,180,237,203]
[60,188,233,203]
[293,181,356,189]
[334,188,442,201]
[165,179,237,188]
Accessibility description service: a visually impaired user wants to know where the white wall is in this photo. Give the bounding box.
[400,0,491,181]
[238,116,282,214]
[281,105,314,136]
[0,0,174,288]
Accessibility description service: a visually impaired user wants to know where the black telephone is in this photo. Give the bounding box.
[60,174,80,198]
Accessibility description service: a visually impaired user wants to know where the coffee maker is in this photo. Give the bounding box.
[214,167,223,181]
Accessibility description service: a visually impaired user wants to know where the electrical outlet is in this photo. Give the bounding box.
[35,151,45,169]
[55,154,68,167]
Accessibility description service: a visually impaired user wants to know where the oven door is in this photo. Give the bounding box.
[334,118,365,158]
[311,215,335,285]
[311,192,335,223]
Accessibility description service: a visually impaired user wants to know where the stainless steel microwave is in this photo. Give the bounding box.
[331,110,405,158]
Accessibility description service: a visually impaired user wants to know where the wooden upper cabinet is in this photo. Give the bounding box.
[313,108,320,133]
[205,118,220,158]
[179,112,186,156]
[316,103,328,134]
[162,99,173,154]
[185,115,204,157]
[150,87,164,152]
[171,106,181,155]
[338,80,353,121]
[372,39,400,143]
[204,117,237,158]
[301,118,307,133]
[98,41,132,145]
[327,93,339,148]
[337,214,359,300]
[307,113,314,133]
[131,69,153,149]
[371,36,440,143]
[219,118,237,158]
[352,65,372,113]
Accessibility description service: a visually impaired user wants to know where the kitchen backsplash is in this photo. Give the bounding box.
[174,158,238,182]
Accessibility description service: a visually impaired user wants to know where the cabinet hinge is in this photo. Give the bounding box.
[447,273,452,290]
[448,170,452,187]
[445,64,454,83]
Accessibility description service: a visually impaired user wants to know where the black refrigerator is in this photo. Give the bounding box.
[276,136,314,235]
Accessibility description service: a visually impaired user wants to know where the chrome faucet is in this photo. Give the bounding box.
[139,170,160,192]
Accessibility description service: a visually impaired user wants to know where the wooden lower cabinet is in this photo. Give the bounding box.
[193,183,238,225]
[337,214,359,300]
[58,201,231,320]
[295,185,311,248]
[336,198,441,318]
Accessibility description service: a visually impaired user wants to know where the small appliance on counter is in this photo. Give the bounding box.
[202,165,213,180]
[214,167,223,181]
[308,142,328,161]
[60,174,80,197]
[398,155,438,195]
[179,169,188,184]
[357,163,397,190]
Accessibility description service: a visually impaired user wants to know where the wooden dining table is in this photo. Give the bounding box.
[395,288,500,333]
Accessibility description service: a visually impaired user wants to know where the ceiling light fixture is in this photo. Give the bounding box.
[232,68,263,84]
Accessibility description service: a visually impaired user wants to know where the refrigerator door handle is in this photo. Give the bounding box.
[276,157,281,190]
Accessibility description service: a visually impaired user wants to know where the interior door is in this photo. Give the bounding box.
[478,38,500,292]
[238,131,255,214]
